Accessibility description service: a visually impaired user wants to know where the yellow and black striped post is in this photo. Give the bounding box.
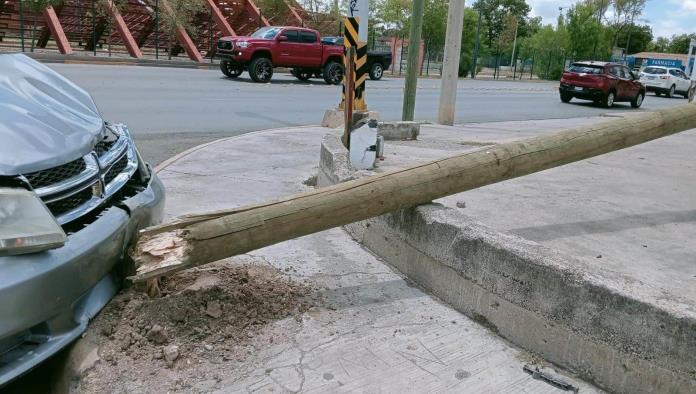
[339,16,367,112]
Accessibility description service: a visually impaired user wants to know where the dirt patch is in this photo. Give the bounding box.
[74,258,316,393]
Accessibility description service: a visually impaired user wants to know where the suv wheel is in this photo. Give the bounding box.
[602,91,615,108]
[369,63,384,80]
[220,60,243,78]
[323,61,344,85]
[631,91,644,108]
[667,84,675,98]
[249,57,273,83]
[560,92,572,103]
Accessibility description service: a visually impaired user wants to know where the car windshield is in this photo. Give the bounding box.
[568,64,604,74]
[250,27,281,39]
[643,67,667,75]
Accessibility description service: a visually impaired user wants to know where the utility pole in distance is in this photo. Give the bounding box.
[437,0,465,125]
[471,4,482,79]
[401,0,425,121]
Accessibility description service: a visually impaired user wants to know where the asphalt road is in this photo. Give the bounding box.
[47,63,686,166]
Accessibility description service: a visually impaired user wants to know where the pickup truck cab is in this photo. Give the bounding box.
[216,26,345,84]
[321,36,392,80]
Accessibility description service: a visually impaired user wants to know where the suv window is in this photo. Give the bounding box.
[300,31,317,43]
[568,64,604,74]
[643,67,667,75]
[622,66,634,79]
[610,65,622,77]
[680,70,689,79]
[281,30,300,42]
[669,69,681,77]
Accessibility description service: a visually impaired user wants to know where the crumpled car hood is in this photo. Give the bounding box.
[0,54,104,176]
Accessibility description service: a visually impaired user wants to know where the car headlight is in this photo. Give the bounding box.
[237,41,250,48]
[0,187,67,255]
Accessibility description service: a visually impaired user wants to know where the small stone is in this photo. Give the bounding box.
[204,344,214,351]
[456,201,466,208]
[153,349,163,360]
[596,255,602,259]
[164,345,179,366]
[206,301,223,319]
[147,324,168,344]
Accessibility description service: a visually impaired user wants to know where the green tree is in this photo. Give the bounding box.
[25,0,63,52]
[607,0,646,48]
[459,6,484,76]
[421,0,448,50]
[649,36,669,53]
[615,23,652,54]
[667,33,696,54]
[521,23,569,80]
[473,0,531,48]
[566,1,607,60]
[160,0,205,59]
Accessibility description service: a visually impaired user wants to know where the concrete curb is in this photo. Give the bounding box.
[317,133,696,394]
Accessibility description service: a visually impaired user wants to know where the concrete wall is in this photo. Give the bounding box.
[318,133,696,394]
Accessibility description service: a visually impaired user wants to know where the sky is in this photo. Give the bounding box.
[527,0,695,39]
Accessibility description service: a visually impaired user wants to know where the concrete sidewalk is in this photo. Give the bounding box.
[74,125,602,393]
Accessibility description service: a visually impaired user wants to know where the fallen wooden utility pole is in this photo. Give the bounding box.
[130,104,696,283]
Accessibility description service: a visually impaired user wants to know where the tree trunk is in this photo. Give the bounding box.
[30,12,37,52]
[129,104,696,282]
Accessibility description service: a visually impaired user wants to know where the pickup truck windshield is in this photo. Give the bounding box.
[251,27,281,39]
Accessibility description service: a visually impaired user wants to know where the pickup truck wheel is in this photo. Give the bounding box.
[560,92,572,103]
[369,63,384,80]
[249,57,273,83]
[323,61,344,85]
[294,69,312,81]
[220,61,243,78]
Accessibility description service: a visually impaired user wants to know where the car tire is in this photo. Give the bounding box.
[369,62,384,80]
[602,91,615,108]
[655,91,662,96]
[560,92,572,103]
[631,91,644,108]
[220,60,243,78]
[294,68,312,81]
[248,57,273,83]
[667,84,675,98]
[323,61,344,85]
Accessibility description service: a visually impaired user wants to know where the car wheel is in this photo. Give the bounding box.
[667,84,675,98]
[249,57,273,83]
[560,92,572,103]
[294,68,312,81]
[655,91,662,96]
[631,91,644,108]
[220,60,243,78]
[602,91,615,108]
[323,61,344,85]
[369,63,384,80]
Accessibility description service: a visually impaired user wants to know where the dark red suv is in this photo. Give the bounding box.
[559,61,646,108]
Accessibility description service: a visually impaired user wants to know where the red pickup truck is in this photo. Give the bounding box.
[216,26,345,84]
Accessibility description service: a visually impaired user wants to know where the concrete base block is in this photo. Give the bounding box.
[321,109,379,128]
[316,135,696,394]
[377,121,420,140]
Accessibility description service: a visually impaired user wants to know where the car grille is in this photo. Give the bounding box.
[21,124,139,226]
[45,188,94,217]
[104,154,128,185]
[94,135,119,157]
[218,40,233,50]
[23,158,87,189]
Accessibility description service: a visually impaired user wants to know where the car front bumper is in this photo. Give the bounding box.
[0,174,165,386]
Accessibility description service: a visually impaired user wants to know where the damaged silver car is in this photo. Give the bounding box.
[0,54,164,385]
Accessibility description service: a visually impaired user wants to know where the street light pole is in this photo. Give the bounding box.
[437,0,465,125]
[402,0,425,121]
